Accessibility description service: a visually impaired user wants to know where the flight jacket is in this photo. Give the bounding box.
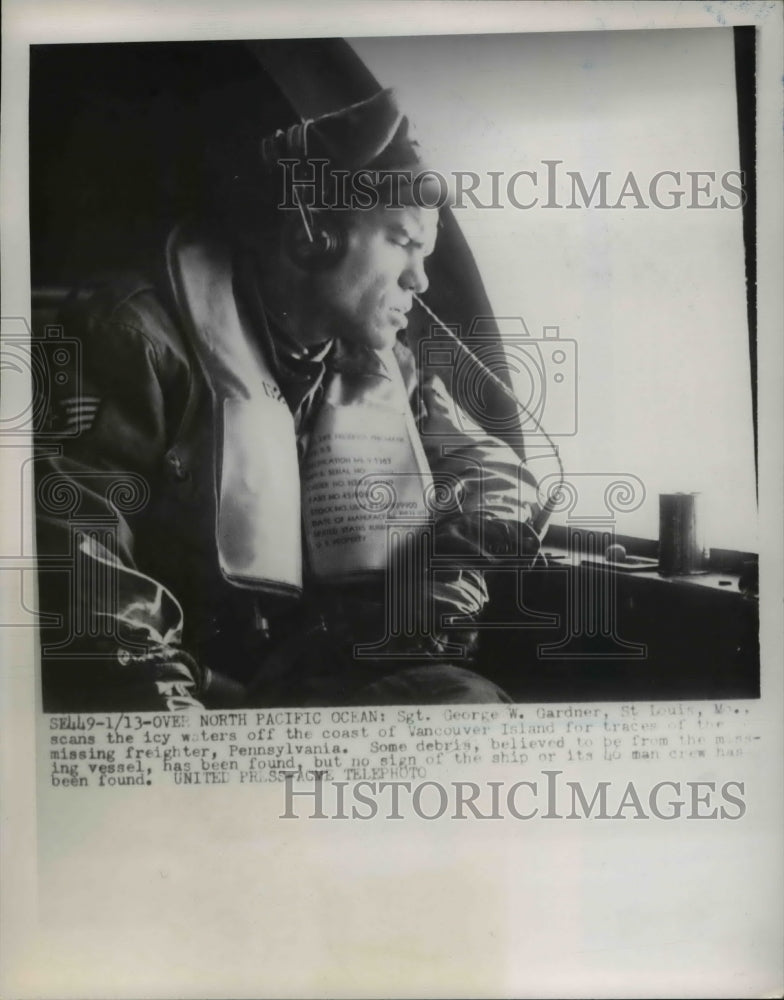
[35,226,539,711]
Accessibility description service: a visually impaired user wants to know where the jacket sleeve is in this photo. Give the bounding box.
[415,368,543,618]
[419,372,541,537]
[36,283,209,711]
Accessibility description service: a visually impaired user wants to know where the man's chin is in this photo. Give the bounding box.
[374,329,402,351]
[346,326,399,352]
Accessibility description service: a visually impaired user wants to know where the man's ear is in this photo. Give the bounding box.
[281,210,348,271]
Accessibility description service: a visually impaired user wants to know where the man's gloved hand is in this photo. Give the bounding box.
[434,511,541,561]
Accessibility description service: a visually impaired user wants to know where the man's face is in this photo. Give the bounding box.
[313,204,438,351]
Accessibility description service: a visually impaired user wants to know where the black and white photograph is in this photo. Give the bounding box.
[1,2,782,998]
[26,28,759,711]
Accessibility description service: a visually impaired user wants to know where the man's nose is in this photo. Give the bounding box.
[400,256,429,295]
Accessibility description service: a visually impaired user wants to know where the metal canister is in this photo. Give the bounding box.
[658,492,708,575]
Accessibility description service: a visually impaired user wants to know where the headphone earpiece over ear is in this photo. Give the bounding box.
[283,211,347,270]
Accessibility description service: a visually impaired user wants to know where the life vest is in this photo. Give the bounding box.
[166,224,433,595]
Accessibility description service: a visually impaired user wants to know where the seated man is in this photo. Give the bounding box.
[35,88,541,711]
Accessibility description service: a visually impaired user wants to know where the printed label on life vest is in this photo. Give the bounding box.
[302,403,433,580]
